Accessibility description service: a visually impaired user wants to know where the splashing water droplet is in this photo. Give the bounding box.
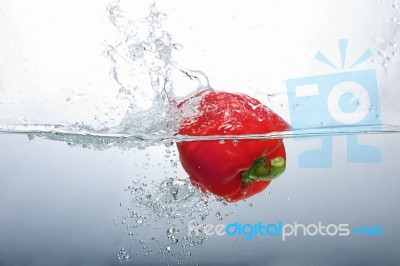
[173,43,184,51]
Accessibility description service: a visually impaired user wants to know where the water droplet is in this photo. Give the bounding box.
[219,140,225,144]
[173,43,183,51]
[166,246,172,252]
[248,203,253,207]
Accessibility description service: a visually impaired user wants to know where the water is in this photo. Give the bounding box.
[1,0,400,265]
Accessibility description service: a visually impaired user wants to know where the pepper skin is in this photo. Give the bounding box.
[177,90,289,202]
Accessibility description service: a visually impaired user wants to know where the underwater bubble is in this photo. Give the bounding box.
[116,248,131,262]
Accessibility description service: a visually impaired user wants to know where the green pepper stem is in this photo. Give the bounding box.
[241,156,286,185]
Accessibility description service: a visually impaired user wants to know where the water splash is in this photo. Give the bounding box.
[103,0,210,138]
[0,0,209,148]
[104,0,178,135]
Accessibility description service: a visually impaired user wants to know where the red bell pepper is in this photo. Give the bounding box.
[176,90,289,202]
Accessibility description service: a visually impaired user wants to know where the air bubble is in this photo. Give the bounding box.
[116,249,131,262]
